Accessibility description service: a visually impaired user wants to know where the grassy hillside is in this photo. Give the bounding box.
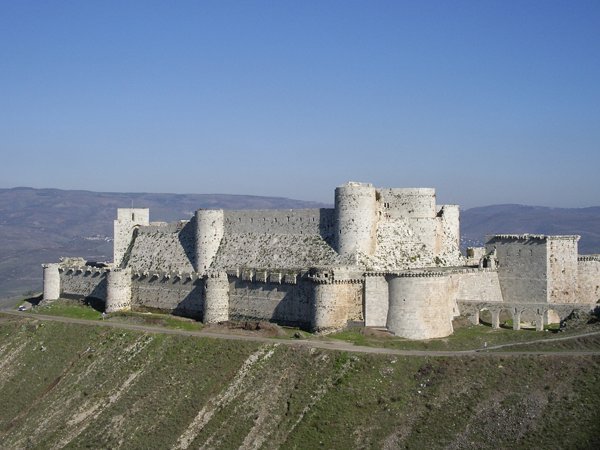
[1,315,599,449]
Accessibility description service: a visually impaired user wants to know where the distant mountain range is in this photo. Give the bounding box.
[1,187,598,304]
[460,204,600,254]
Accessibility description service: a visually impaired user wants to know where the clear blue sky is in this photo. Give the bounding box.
[1,1,599,207]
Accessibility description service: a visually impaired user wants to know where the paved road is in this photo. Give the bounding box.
[2,310,600,357]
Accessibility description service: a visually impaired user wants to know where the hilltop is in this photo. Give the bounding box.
[2,187,599,304]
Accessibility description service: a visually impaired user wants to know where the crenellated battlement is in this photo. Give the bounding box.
[42,181,597,340]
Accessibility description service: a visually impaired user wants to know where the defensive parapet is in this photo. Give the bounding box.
[334,182,378,257]
[379,187,436,219]
[42,263,61,301]
[114,208,150,266]
[106,268,132,312]
[203,270,229,323]
[195,209,225,272]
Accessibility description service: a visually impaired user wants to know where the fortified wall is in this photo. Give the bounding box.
[42,182,598,340]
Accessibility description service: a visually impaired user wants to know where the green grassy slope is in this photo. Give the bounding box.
[1,316,599,449]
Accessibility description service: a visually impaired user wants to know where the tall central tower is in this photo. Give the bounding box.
[333,182,378,257]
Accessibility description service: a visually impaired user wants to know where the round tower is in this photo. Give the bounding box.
[334,182,378,257]
[195,209,225,272]
[386,274,453,340]
[203,271,229,323]
[42,263,61,301]
[106,268,132,313]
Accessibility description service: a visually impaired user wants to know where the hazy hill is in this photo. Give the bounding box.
[1,188,599,304]
[461,204,600,254]
[0,187,327,304]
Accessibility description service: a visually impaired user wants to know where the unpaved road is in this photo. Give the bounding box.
[2,310,600,357]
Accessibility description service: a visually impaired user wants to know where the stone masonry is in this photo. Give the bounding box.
[43,182,599,340]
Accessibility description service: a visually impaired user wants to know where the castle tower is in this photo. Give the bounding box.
[113,208,150,266]
[203,271,229,323]
[106,268,132,312]
[334,182,378,257]
[42,263,61,301]
[386,273,454,340]
[195,209,224,272]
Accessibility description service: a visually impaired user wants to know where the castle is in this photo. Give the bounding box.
[42,182,600,339]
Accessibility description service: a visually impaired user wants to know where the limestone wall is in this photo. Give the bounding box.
[212,233,345,270]
[204,271,230,323]
[466,247,486,266]
[130,273,203,318]
[196,210,224,271]
[311,281,363,332]
[113,208,149,266]
[455,270,503,303]
[386,273,454,340]
[486,236,548,304]
[578,256,600,304]
[223,209,334,236]
[364,275,388,327]
[436,205,463,266]
[334,182,378,257]
[60,269,107,301]
[360,217,441,270]
[547,237,579,303]
[124,221,195,273]
[43,263,61,301]
[379,188,436,219]
[228,278,313,327]
[106,268,131,312]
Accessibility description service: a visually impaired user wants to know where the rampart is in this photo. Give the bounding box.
[43,182,599,340]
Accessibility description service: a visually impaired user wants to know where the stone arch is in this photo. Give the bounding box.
[478,305,503,329]
[545,308,561,326]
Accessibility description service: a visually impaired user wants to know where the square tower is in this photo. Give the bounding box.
[486,234,579,304]
[114,208,150,266]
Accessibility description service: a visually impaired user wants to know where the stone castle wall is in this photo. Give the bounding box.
[454,270,503,303]
[364,275,388,327]
[114,208,150,266]
[130,272,204,317]
[223,209,334,236]
[60,267,107,301]
[547,236,579,303]
[228,277,313,327]
[387,273,454,340]
[487,236,549,304]
[124,221,195,273]
[578,256,600,304]
[42,182,598,340]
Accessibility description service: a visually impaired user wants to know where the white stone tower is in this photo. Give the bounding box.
[42,263,61,301]
[195,209,224,272]
[203,270,229,323]
[334,182,378,257]
[106,268,132,312]
[113,208,149,267]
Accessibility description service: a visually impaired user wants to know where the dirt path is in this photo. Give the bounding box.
[2,311,600,357]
